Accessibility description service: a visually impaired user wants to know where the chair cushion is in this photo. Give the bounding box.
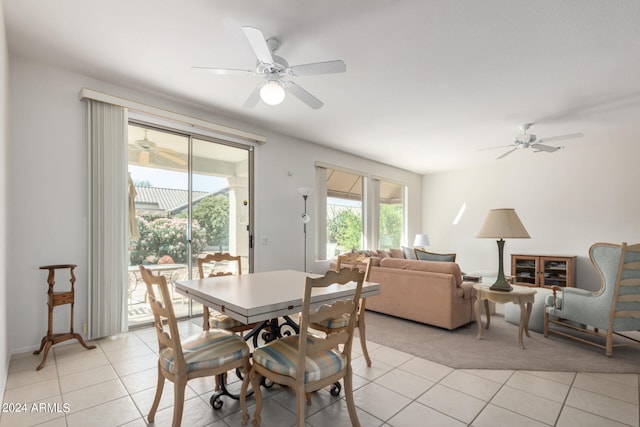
[253,335,347,383]
[209,311,246,329]
[160,330,249,374]
[315,313,350,329]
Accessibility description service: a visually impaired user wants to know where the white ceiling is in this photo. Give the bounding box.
[4,1,640,174]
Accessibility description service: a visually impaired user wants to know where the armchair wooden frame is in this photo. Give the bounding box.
[247,267,365,427]
[139,266,251,427]
[544,242,640,356]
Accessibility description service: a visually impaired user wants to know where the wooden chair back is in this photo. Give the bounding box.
[298,268,365,375]
[139,265,185,377]
[197,252,242,279]
[610,242,640,331]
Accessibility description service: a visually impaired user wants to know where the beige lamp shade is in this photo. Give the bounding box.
[477,208,530,239]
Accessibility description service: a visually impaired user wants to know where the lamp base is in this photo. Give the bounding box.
[489,276,513,292]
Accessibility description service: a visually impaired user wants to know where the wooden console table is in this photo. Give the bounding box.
[34,264,95,370]
[473,283,536,349]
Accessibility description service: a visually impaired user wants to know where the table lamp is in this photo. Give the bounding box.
[477,208,530,292]
[413,234,430,248]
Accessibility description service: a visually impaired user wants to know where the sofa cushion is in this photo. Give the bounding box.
[379,258,462,287]
[389,248,405,258]
[402,246,417,260]
[415,248,457,262]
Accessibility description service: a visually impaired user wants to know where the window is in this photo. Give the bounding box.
[377,179,406,250]
[317,165,365,259]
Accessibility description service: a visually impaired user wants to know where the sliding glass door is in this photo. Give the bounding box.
[127,122,252,327]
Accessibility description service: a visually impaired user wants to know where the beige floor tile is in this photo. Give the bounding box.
[120,367,159,395]
[103,342,155,363]
[352,358,394,381]
[417,383,486,424]
[305,398,384,427]
[5,363,58,389]
[63,378,129,413]
[556,405,633,427]
[565,387,639,426]
[118,418,149,427]
[2,378,60,403]
[352,381,411,422]
[439,370,502,401]
[224,399,297,427]
[152,396,224,427]
[59,364,119,393]
[130,379,198,414]
[374,367,435,399]
[52,342,100,361]
[462,369,514,385]
[388,401,466,427]
[505,371,571,403]
[8,353,49,374]
[66,395,141,427]
[573,372,639,404]
[97,333,146,352]
[55,350,110,377]
[398,356,453,383]
[368,346,414,366]
[524,370,576,386]
[110,352,158,377]
[472,404,550,427]
[491,385,563,425]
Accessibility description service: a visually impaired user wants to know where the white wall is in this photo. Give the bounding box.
[6,54,422,354]
[422,139,640,292]
[0,1,10,397]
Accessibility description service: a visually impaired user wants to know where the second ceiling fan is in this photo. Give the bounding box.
[194,26,346,109]
[480,123,584,160]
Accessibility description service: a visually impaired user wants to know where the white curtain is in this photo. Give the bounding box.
[87,100,128,339]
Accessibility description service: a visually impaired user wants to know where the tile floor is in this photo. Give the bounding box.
[1,318,638,427]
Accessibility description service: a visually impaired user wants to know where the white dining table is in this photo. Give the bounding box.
[174,269,380,325]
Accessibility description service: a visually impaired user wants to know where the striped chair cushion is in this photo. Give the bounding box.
[209,311,245,329]
[315,313,350,329]
[160,330,249,374]
[252,335,346,383]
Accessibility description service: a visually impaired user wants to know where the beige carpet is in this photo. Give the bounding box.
[362,311,640,373]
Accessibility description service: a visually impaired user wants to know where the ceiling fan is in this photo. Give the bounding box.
[128,130,186,166]
[480,123,584,160]
[193,26,346,109]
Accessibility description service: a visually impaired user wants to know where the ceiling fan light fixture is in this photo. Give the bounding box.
[260,80,285,105]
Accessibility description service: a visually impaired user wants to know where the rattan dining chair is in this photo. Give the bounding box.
[245,267,365,427]
[310,256,373,366]
[197,252,258,334]
[139,266,251,427]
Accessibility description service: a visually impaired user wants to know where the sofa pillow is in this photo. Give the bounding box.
[415,248,456,263]
[402,246,417,260]
[389,248,405,259]
[376,249,390,258]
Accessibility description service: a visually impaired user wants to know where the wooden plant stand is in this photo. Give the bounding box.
[34,264,96,370]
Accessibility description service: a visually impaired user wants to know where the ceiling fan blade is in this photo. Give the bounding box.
[287,60,347,76]
[496,147,518,160]
[478,144,516,151]
[283,81,324,109]
[537,132,583,144]
[243,85,262,108]
[242,26,274,64]
[192,66,255,76]
[156,151,187,166]
[532,143,561,153]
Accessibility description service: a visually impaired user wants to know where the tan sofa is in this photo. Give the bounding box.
[357,257,476,330]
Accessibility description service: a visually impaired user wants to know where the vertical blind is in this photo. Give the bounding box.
[87,99,128,339]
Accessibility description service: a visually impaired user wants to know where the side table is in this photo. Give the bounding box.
[473,283,536,349]
[34,264,96,370]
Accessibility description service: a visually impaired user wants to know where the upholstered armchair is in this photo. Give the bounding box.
[543,242,640,356]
